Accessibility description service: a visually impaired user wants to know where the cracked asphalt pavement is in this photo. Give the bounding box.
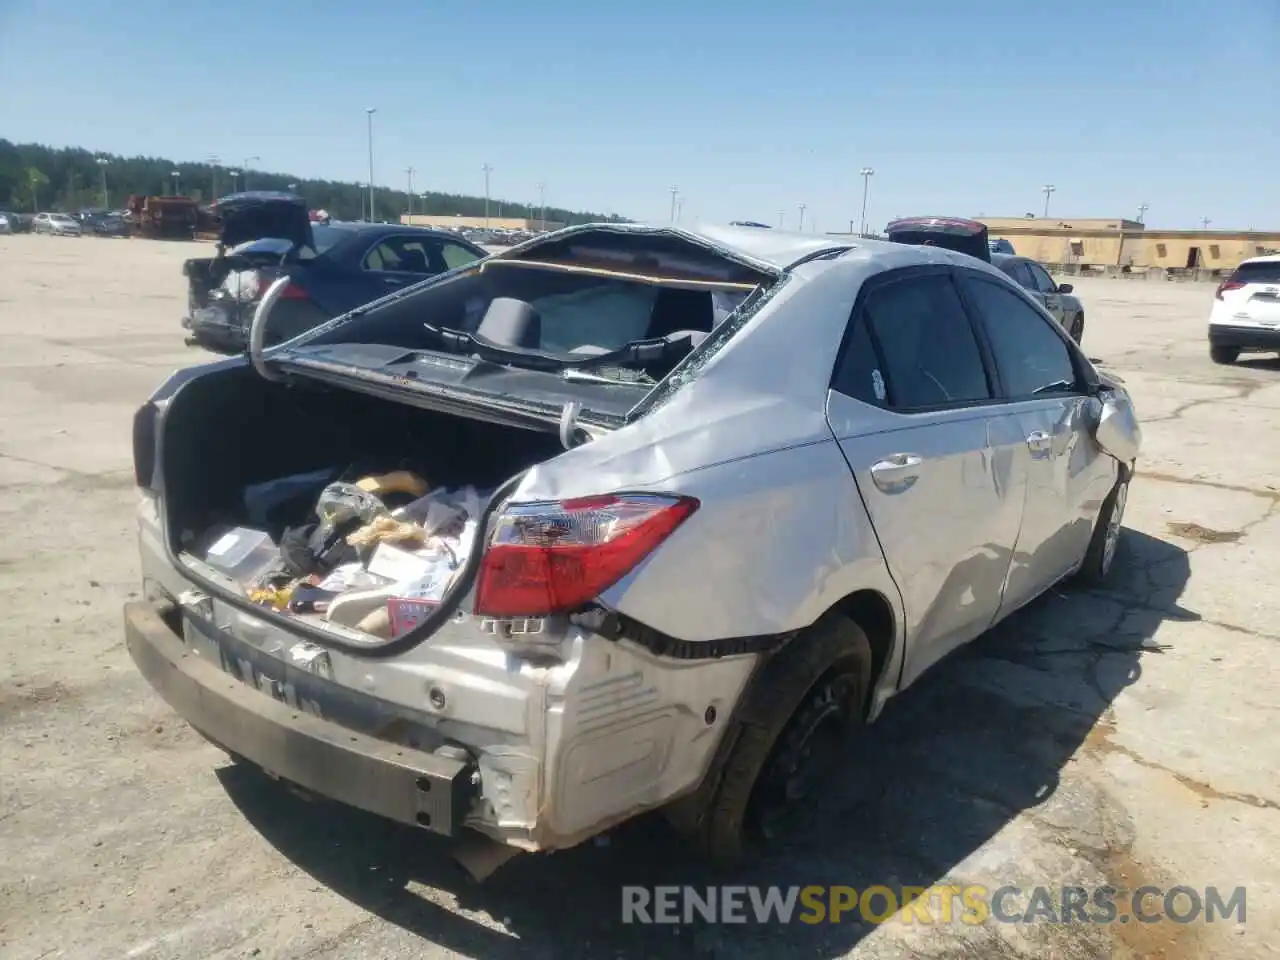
[1,234,1277,959]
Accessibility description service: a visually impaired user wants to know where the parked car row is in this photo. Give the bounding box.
[182,192,489,353]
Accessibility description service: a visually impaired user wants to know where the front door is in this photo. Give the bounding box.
[956,271,1105,610]
[826,269,1028,687]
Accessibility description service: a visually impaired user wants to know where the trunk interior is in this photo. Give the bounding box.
[158,365,567,634]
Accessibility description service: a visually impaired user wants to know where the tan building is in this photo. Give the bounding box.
[979,216,1280,273]
[400,214,564,232]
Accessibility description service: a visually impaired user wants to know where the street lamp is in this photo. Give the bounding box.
[95,157,109,208]
[675,197,684,223]
[859,167,875,235]
[365,107,377,221]
[208,155,221,201]
[229,169,240,192]
[1042,184,1056,218]
[778,209,785,229]
[241,156,260,191]
[797,203,807,232]
[669,186,679,224]
[405,166,415,218]
[1137,203,1149,224]
[482,164,493,228]
[537,181,546,228]
[1201,217,1211,231]
[170,170,180,195]
[357,183,367,221]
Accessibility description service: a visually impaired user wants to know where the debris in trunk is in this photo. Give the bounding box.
[192,473,496,639]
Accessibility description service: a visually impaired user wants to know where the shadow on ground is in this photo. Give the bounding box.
[220,529,1193,959]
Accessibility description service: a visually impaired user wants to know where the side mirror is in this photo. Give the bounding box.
[1091,393,1141,464]
[1056,282,1074,294]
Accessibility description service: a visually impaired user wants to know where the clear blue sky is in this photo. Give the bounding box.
[1,0,1275,230]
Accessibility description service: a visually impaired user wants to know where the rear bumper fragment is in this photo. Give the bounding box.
[124,599,474,835]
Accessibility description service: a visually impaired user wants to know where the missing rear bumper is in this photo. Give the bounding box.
[124,599,476,835]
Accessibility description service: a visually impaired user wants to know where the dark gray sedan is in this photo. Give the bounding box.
[992,253,1085,343]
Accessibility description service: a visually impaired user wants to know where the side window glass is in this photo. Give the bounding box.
[831,314,886,406]
[362,241,393,272]
[442,242,482,269]
[1008,261,1035,289]
[963,277,1077,397]
[861,275,992,409]
[1027,262,1057,293]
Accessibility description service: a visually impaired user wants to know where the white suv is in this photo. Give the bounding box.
[1209,254,1280,364]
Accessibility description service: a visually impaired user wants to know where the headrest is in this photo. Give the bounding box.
[476,297,541,349]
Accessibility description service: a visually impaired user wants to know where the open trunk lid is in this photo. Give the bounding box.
[209,191,314,252]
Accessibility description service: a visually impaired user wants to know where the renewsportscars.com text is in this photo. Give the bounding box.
[621,884,1246,926]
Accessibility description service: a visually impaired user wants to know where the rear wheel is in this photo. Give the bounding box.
[1210,344,1240,364]
[693,614,872,865]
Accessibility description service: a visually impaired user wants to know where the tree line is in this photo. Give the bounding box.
[0,140,624,225]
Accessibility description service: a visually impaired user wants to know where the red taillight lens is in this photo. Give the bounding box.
[1215,279,1245,300]
[277,281,309,300]
[474,494,699,618]
[132,402,157,490]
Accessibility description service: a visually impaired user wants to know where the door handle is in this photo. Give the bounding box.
[870,453,923,492]
[1026,430,1053,458]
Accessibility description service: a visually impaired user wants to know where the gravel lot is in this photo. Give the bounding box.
[1,233,1277,960]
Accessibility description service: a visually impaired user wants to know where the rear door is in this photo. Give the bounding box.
[826,267,1029,687]
[957,270,1110,610]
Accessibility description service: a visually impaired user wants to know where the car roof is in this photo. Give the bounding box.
[1240,253,1280,265]
[322,221,479,243]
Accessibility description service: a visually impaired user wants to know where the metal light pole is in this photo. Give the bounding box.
[859,166,874,235]
[171,170,180,195]
[1201,217,1211,230]
[208,155,221,201]
[797,203,807,232]
[357,183,367,221]
[1042,184,1056,218]
[241,156,259,191]
[482,164,493,228]
[96,157,109,208]
[669,186,679,224]
[675,197,683,223]
[405,166,415,218]
[365,107,377,221]
[229,169,240,192]
[537,181,546,228]
[778,210,785,228]
[1137,203,1149,224]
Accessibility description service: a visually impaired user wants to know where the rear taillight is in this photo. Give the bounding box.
[132,402,157,490]
[474,494,699,618]
[1215,279,1245,300]
[278,281,309,300]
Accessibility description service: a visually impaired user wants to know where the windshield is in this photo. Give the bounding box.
[309,223,351,254]
[1233,261,1280,284]
[50,214,74,223]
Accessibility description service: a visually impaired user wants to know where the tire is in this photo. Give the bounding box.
[694,613,872,865]
[1075,470,1130,585]
[1210,344,1239,365]
[1069,313,1085,344]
